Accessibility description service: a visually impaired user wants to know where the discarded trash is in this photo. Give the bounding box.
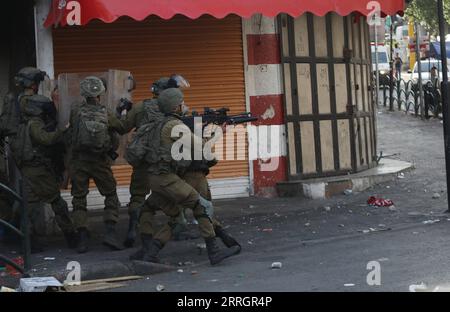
[183,261,194,266]
[323,206,331,212]
[338,224,345,228]
[377,258,389,262]
[304,223,311,227]
[156,284,165,292]
[247,241,253,245]
[409,282,427,292]
[271,262,282,269]
[44,257,55,261]
[386,186,390,189]
[6,257,24,277]
[1,286,16,292]
[412,232,419,235]
[398,173,405,179]
[361,230,370,234]
[20,277,63,292]
[344,284,355,287]
[367,196,394,207]
[177,269,184,273]
[262,228,273,232]
[344,189,353,195]
[210,279,219,282]
[422,219,440,225]
[432,193,441,199]
[191,271,198,275]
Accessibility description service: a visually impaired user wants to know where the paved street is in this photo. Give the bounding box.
[111,108,450,292]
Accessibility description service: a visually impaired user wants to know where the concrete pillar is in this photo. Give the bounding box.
[34,0,54,79]
[242,15,287,198]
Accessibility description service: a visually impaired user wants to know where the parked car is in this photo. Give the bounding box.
[410,59,449,85]
[371,45,390,75]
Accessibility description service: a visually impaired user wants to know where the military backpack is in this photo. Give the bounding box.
[73,103,111,154]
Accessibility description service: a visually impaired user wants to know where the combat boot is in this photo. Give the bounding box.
[103,221,123,251]
[214,226,241,253]
[124,210,139,248]
[205,237,240,265]
[129,234,162,263]
[76,227,89,254]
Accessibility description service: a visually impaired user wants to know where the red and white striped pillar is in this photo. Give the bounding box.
[243,15,287,198]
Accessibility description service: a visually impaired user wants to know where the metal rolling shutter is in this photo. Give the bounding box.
[53,15,248,187]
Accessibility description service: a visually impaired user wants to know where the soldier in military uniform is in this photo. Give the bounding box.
[10,93,77,252]
[129,88,240,265]
[68,76,124,253]
[114,75,197,247]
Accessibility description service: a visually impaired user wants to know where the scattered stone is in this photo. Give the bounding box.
[432,193,441,199]
[156,284,165,292]
[196,243,206,250]
[422,219,440,225]
[271,262,282,269]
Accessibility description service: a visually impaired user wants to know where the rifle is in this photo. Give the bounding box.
[180,107,258,131]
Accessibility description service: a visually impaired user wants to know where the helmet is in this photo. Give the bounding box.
[151,77,170,96]
[151,74,190,96]
[157,88,184,114]
[80,76,106,98]
[23,94,53,117]
[15,67,47,88]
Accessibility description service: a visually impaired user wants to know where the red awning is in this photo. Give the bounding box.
[44,0,405,27]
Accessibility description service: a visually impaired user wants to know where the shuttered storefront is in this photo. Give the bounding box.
[53,15,249,197]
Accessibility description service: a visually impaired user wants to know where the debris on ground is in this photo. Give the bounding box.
[422,219,441,225]
[409,282,427,292]
[338,224,345,228]
[43,257,55,261]
[177,269,184,273]
[398,173,405,179]
[191,271,198,275]
[304,223,310,227]
[1,286,16,292]
[271,262,282,269]
[262,228,273,232]
[344,283,355,287]
[367,196,394,207]
[344,189,353,195]
[432,193,441,199]
[156,284,165,292]
[20,277,63,292]
[323,206,331,212]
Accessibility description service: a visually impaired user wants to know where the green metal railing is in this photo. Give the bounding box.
[0,179,30,274]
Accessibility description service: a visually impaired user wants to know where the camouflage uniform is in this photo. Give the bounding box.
[13,94,76,251]
[68,77,123,253]
[130,88,240,265]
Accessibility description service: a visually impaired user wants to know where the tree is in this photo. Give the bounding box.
[405,0,450,35]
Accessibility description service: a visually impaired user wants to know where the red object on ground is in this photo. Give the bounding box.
[367,196,394,207]
[45,0,405,27]
[5,257,24,277]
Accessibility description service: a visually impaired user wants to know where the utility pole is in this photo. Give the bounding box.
[437,0,450,213]
[375,19,380,107]
[415,22,424,120]
[389,16,394,111]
